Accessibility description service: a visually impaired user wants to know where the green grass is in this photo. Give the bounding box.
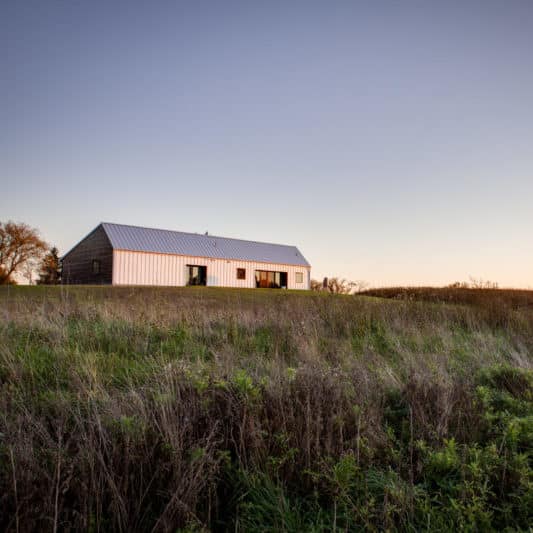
[0,285,532,531]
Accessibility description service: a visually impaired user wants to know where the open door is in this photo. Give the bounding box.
[187,265,207,286]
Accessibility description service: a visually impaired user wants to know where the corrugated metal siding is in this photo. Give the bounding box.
[113,250,311,289]
[102,222,310,267]
[61,225,113,284]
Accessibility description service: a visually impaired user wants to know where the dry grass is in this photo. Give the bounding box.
[1,286,532,531]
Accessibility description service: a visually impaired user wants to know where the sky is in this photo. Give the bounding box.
[2,0,532,288]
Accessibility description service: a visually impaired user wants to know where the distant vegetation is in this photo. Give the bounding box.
[1,286,532,531]
[0,221,47,284]
[361,285,533,316]
[311,277,367,294]
[35,246,61,285]
[0,221,60,285]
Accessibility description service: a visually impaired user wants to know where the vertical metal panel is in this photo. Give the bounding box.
[113,250,311,289]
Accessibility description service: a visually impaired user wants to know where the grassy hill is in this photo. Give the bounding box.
[1,286,532,531]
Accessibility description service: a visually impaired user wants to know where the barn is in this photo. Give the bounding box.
[61,222,311,289]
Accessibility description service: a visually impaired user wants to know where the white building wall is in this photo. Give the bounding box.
[112,250,311,289]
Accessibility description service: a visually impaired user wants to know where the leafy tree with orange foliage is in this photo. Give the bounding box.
[0,221,48,284]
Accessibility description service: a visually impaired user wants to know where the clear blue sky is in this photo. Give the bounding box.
[2,1,532,287]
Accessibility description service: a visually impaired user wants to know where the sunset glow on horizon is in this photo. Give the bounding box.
[2,1,532,288]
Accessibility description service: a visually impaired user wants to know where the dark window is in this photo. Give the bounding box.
[236,268,246,280]
[187,265,207,286]
[255,270,287,289]
[92,259,100,275]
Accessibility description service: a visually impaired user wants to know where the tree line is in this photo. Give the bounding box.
[0,221,61,285]
[310,277,368,294]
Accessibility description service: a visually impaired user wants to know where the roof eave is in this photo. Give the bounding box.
[112,247,310,268]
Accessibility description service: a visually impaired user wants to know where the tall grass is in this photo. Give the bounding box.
[1,286,532,531]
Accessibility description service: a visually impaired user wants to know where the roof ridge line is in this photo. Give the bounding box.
[101,221,299,249]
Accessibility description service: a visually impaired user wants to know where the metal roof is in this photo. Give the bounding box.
[100,223,311,267]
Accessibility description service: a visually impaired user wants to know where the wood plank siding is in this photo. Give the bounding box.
[113,250,311,289]
[62,226,113,284]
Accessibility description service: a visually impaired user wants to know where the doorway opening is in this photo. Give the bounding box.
[187,265,207,286]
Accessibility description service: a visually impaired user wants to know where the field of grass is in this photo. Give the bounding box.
[1,286,532,531]
[361,286,533,312]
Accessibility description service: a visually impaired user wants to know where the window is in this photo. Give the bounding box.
[255,270,288,289]
[236,268,246,280]
[295,272,303,283]
[92,259,100,275]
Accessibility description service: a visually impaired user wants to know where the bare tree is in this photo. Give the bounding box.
[0,221,48,284]
[326,277,356,294]
[469,276,499,289]
[447,278,499,290]
[310,278,323,291]
[353,280,369,293]
[310,276,364,294]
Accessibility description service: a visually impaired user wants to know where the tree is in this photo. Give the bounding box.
[310,276,365,294]
[326,277,357,294]
[310,278,323,291]
[447,278,499,290]
[0,221,48,284]
[37,246,61,285]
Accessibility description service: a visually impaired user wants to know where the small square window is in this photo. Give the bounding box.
[295,272,303,283]
[237,268,246,280]
[92,259,100,275]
